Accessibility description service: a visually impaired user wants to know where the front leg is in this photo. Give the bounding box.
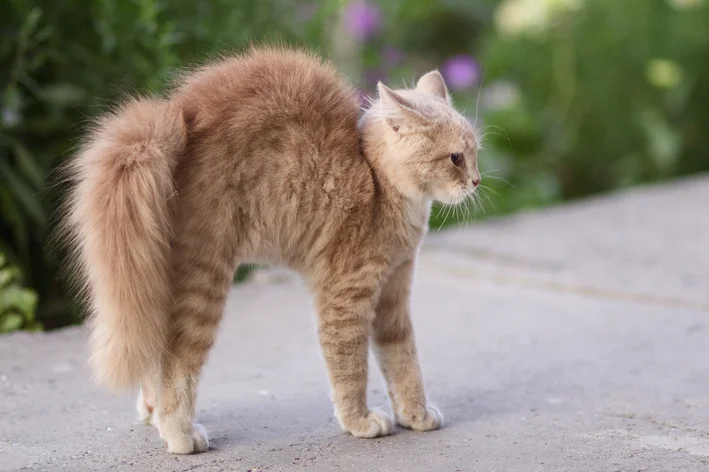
[315,281,393,438]
[372,260,442,431]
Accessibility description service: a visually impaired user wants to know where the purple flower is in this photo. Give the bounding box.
[441,55,481,90]
[344,1,381,41]
[381,46,405,66]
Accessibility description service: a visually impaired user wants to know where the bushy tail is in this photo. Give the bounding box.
[65,98,186,391]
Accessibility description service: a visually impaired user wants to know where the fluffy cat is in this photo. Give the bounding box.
[63,46,480,454]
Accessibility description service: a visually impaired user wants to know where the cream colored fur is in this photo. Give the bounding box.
[63,47,480,454]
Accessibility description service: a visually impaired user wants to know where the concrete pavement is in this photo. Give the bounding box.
[1,175,708,471]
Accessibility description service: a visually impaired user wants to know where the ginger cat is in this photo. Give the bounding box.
[64,46,480,454]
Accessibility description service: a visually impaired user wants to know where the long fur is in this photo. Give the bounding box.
[60,46,481,453]
[65,99,186,391]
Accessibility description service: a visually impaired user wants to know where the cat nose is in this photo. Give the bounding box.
[471,177,480,187]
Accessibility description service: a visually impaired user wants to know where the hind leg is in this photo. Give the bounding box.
[137,379,157,425]
[155,197,238,454]
[157,245,236,453]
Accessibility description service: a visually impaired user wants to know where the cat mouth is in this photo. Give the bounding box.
[462,186,477,199]
[439,188,471,205]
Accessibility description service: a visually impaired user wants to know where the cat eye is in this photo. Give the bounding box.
[450,152,464,166]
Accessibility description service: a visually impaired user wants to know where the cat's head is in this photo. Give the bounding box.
[362,71,480,205]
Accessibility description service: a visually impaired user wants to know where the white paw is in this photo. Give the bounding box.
[396,404,443,432]
[163,423,209,454]
[136,391,155,426]
[338,409,393,438]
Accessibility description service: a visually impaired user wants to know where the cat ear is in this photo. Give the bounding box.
[377,82,427,131]
[416,70,450,104]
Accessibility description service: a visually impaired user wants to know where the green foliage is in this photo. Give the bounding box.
[0,252,40,332]
[2,0,709,330]
[0,0,328,330]
[472,0,709,214]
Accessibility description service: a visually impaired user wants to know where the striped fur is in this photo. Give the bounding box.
[63,46,479,454]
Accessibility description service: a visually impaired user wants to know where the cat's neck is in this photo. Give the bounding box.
[358,121,432,232]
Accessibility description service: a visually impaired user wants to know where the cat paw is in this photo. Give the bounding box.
[396,405,443,432]
[162,423,209,454]
[338,409,393,438]
[136,391,155,426]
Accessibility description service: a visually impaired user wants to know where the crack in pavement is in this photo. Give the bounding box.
[419,257,709,312]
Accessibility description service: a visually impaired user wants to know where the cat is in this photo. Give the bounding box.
[63,46,480,454]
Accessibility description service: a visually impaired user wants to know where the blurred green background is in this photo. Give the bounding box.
[2,0,708,332]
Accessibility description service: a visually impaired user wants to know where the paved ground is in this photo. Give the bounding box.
[1,176,708,472]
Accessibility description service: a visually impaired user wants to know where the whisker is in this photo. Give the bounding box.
[473,69,486,131]
[480,174,514,188]
[442,203,453,228]
[469,195,479,219]
[464,196,474,224]
[435,204,445,231]
[477,193,488,216]
[478,184,500,196]
[477,131,512,148]
[472,193,484,215]
[478,187,497,210]
[478,124,511,144]
[466,193,478,216]
[435,203,446,220]
[436,203,450,231]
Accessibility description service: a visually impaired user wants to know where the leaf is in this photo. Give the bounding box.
[0,312,24,332]
[0,285,38,317]
[0,266,20,287]
[0,243,20,271]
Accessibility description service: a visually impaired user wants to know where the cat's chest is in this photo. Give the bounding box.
[404,200,431,233]
[393,200,431,253]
